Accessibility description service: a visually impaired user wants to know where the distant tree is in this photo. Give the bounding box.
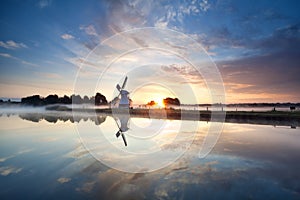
[45,94,59,104]
[90,96,95,104]
[163,97,180,106]
[21,95,44,106]
[59,95,71,104]
[71,94,83,104]
[95,93,108,105]
[83,95,90,104]
[147,100,157,106]
[0,99,3,103]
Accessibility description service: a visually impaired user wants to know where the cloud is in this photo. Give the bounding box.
[38,0,52,8]
[0,53,38,68]
[80,25,98,36]
[61,34,74,40]
[160,64,205,85]
[0,166,22,176]
[219,24,300,83]
[57,177,71,184]
[0,52,39,67]
[0,53,14,58]
[200,0,211,12]
[218,49,300,102]
[251,23,300,52]
[0,40,27,49]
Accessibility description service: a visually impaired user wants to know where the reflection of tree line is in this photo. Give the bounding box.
[19,113,107,125]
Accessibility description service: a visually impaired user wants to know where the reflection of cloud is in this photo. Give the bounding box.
[0,148,34,162]
[0,166,22,176]
[39,137,58,142]
[17,148,34,154]
[57,177,71,184]
[0,155,15,162]
[76,181,96,193]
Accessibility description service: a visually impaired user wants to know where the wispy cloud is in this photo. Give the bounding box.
[61,33,74,40]
[200,0,211,12]
[0,53,15,58]
[80,25,98,36]
[0,40,27,49]
[38,0,52,9]
[0,52,39,67]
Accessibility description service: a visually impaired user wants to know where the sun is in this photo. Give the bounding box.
[153,97,165,108]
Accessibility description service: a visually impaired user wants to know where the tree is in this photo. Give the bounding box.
[163,97,180,106]
[21,95,44,106]
[95,93,108,105]
[59,95,71,104]
[83,95,90,104]
[147,100,157,106]
[71,94,83,104]
[45,94,59,104]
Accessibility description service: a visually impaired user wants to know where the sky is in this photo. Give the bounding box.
[0,0,299,104]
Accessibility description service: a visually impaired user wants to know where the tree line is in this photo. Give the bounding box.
[20,93,108,106]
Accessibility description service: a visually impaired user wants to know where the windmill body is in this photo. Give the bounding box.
[119,90,130,108]
[112,76,131,146]
[113,76,130,108]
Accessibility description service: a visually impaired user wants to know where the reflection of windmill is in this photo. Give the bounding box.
[112,76,130,108]
[114,115,130,146]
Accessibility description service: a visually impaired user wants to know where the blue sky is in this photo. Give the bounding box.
[0,0,299,103]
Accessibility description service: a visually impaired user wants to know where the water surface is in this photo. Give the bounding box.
[0,113,299,199]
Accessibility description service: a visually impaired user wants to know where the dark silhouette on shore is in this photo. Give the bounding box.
[19,93,108,106]
[163,97,180,106]
[146,100,157,106]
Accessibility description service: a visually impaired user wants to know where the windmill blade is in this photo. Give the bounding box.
[121,133,127,146]
[116,130,121,138]
[121,76,128,89]
[116,84,121,91]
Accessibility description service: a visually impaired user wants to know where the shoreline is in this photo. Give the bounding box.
[1,105,299,127]
[18,106,300,127]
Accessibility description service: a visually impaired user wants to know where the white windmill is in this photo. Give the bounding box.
[112,76,131,108]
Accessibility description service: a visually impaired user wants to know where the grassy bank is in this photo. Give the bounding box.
[65,107,300,127]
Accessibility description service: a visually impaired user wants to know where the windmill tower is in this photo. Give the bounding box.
[113,76,131,108]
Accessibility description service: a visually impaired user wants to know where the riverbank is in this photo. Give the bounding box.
[44,105,300,127]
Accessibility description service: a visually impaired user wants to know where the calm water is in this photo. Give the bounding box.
[0,112,300,199]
